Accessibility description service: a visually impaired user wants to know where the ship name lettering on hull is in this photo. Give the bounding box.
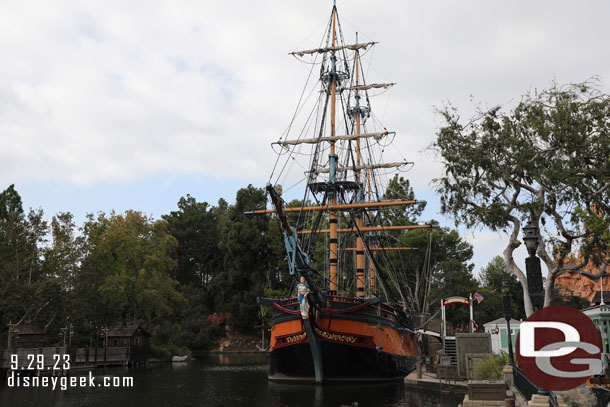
[314,327,358,344]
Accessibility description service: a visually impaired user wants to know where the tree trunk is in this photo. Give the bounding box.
[510,261,534,317]
[544,279,553,308]
[503,236,534,317]
[132,302,138,326]
[520,277,534,317]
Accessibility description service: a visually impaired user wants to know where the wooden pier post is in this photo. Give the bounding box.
[103,329,108,368]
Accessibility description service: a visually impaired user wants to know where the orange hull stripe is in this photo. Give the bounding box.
[270,318,419,356]
[270,319,303,349]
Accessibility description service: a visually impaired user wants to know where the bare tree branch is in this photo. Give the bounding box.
[43,312,57,332]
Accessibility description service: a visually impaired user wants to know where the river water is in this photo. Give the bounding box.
[1,353,463,407]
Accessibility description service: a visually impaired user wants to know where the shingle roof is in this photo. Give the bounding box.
[483,317,521,327]
[10,325,44,335]
[105,326,150,337]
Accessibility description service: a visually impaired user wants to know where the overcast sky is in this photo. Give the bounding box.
[2,0,609,275]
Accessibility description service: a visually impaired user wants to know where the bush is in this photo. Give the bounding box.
[192,324,226,349]
[473,352,509,380]
[149,343,171,360]
[227,295,259,333]
[149,341,190,360]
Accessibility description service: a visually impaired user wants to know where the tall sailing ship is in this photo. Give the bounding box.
[254,4,431,383]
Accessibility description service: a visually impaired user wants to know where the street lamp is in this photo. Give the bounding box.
[523,221,544,311]
[522,222,538,256]
[502,277,515,366]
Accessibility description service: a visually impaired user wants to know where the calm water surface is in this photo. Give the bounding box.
[1,354,463,407]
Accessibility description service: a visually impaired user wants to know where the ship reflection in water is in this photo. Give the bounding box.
[208,353,462,406]
[0,354,462,407]
[269,381,462,407]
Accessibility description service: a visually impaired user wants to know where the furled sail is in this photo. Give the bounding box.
[343,83,395,91]
[312,161,413,175]
[291,41,377,57]
[276,131,391,147]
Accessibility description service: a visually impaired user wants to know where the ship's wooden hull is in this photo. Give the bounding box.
[267,296,419,383]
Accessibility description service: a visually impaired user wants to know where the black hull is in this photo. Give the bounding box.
[269,340,416,383]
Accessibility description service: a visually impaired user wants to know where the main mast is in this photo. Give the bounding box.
[328,5,338,294]
[354,34,366,298]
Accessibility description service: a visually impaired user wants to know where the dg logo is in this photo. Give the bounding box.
[516,305,603,391]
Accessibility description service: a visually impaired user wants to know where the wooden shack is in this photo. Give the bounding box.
[104,325,150,364]
[0,324,45,348]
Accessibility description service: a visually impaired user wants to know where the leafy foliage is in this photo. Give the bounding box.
[220,185,276,332]
[162,195,223,288]
[550,288,590,309]
[474,352,509,380]
[0,185,54,330]
[83,211,184,324]
[361,175,477,317]
[428,258,478,329]
[381,175,426,224]
[433,80,610,315]
[0,181,527,353]
[475,256,525,322]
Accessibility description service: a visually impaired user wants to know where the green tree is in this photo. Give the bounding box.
[475,256,525,324]
[43,212,82,291]
[163,195,222,288]
[0,185,51,329]
[372,221,474,316]
[82,211,185,326]
[346,175,476,317]
[216,185,275,332]
[162,196,240,350]
[428,258,478,329]
[432,81,610,315]
[39,212,84,341]
[381,175,426,224]
[0,185,47,286]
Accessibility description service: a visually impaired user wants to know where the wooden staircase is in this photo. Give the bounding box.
[444,336,457,366]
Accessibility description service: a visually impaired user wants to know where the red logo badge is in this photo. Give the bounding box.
[516,305,602,391]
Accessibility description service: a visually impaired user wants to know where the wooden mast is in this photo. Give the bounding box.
[367,169,376,292]
[247,200,421,214]
[299,224,432,234]
[354,35,366,298]
[329,6,338,294]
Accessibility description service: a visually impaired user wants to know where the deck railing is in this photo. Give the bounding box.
[513,365,558,407]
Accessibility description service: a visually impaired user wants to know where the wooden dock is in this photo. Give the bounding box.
[404,370,468,394]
